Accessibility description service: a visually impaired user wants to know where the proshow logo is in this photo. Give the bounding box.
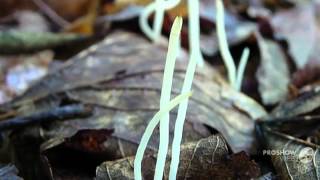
[262,147,315,164]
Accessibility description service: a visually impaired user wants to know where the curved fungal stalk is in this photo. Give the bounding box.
[187,0,204,67]
[140,0,204,63]
[216,0,237,87]
[168,2,204,178]
[216,0,250,90]
[139,3,158,41]
[168,50,198,179]
[153,0,166,42]
[134,91,192,180]
[155,16,182,180]
[134,17,184,180]
[140,0,181,41]
[236,47,250,90]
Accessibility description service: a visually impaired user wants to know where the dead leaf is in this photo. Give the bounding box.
[45,0,92,21]
[0,0,91,22]
[0,0,37,18]
[270,87,320,118]
[102,0,151,15]
[256,33,290,105]
[63,0,99,35]
[271,4,316,68]
[4,31,266,153]
[96,135,261,180]
[291,63,320,89]
[40,129,114,179]
[2,31,266,179]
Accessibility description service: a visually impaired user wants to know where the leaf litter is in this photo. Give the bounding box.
[0,0,320,179]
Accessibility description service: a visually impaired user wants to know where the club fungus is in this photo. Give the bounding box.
[155,15,182,180]
[133,91,191,180]
[216,0,250,90]
[139,0,180,41]
[140,0,204,66]
[135,1,251,180]
[134,17,188,180]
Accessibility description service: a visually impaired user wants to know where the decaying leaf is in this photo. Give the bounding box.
[292,63,320,89]
[2,31,266,155]
[257,85,320,179]
[63,0,99,35]
[270,87,320,118]
[271,4,316,68]
[102,0,151,15]
[96,135,261,180]
[0,31,267,179]
[256,33,290,105]
[40,129,115,179]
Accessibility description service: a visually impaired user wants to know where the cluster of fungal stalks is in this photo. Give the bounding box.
[135,0,250,179]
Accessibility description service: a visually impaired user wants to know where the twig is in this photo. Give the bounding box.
[32,0,70,28]
[0,104,92,131]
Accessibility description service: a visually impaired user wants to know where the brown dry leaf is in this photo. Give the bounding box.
[258,85,320,179]
[5,31,266,153]
[40,127,207,179]
[103,0,187,17]
[270,87,320,119]
[2,31,266,179]
[0,0,91,22]
[40,129,115,179]
[45,0,92,21]
[63,0,99,35]
[96,135,261,180]
[290,11,320,89]
[256,33,290,105]
[0,0,36,18]
[291,63,320,89]
[102,0,151,15]
[166,0,188,18]
[271,4,316,68]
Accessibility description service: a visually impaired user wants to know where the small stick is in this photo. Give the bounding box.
[0,104,92,131]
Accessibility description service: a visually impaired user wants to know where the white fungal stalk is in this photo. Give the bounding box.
[168,36,199,180]
[135,1,251,179]
[187,0,204,67]
[153,0,166,42]
[236,47,250,90]
[140,0,204,66]
[134,17,184,180]
[216,0,250,90]
[155,16,182,180]
[140,0,181,41]
[134,91,192,180]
